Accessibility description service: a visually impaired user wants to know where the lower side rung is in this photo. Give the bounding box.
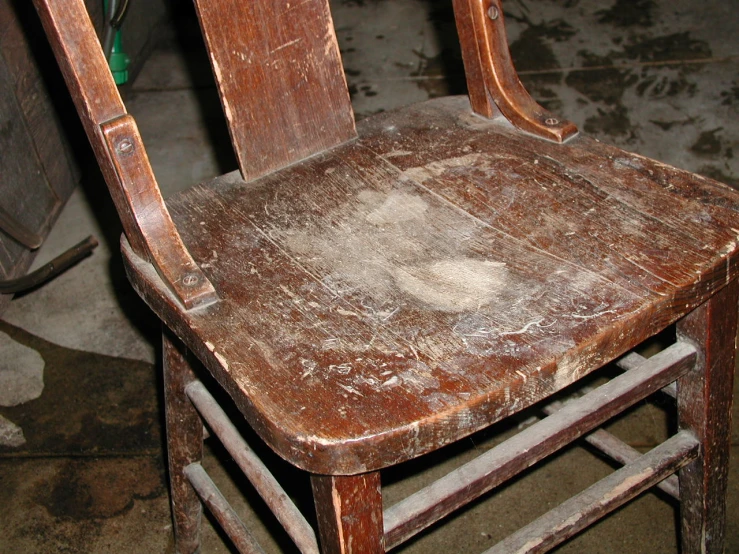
[617,351,677,398]
[541,402,679,499]
[184,463,266,554]
[484,431,699,554]
[383,342,696,549]
[185,380,319,554]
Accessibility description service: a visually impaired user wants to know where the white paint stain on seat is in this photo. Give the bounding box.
[393,259,508,312]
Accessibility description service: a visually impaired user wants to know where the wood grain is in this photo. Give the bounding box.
[452,0,577,142]
[32,0,216,309]
[383,342,696,548]
[123,96,739,475]
[676,280,739,553]
[486,431,699,554]
[184,463,266,554]
[312,473,384,554]
[36,0,739,549]
[186,380,320,554]
[163,329,204,554]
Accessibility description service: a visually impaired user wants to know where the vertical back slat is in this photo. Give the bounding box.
[192,0,357,182]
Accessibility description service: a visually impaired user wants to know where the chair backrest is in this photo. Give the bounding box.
[32,0,576,309]
[192,0,357,182]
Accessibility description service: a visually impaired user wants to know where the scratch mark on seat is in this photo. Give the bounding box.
[500,319,546,336]
[364,146,638,300]
[339,384,364,397]
[270,38,301,54]
[621,256,678,287]
[572,310,617,320]
[214,351,229,370]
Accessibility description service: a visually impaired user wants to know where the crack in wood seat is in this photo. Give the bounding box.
[124,96,739,476]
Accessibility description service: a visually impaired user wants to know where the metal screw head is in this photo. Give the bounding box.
[182,273,200,287]
[487,5,499,20]
[544,117,560,126]
[116,138,134,154]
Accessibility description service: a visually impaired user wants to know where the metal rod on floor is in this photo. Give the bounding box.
[0,235,98,294]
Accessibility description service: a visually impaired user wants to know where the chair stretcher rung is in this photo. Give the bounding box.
[617,352,676,398]
[483,431,699,554]
[383,341,696,549]
[184,463,266,554]
[541,402,679,499]
[185,381,320,554]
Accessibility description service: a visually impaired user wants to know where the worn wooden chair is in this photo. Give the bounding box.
[34,0,739,552]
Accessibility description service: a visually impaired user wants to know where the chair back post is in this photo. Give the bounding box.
[452,0,578,142]
[32,0,217,309]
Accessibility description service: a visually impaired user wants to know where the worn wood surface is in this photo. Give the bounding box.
[312,473,384,554]
[100,115,216,308]
[186,380,320,554]
[191,0,356,182]
[123,96,739,475]
[676,280,739,553]
[37,0,739,549]
[0,0,162,312]
[184,463,266,554]
[163,329,204,554]
[540,400,680,499]
[383,342,695,548]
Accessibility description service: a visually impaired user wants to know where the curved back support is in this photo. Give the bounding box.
[453,0,578,142]
[32,0,217,309]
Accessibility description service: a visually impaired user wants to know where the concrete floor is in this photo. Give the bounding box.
[1,0,738,552]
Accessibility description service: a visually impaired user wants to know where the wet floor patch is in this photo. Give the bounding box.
[0,320,161,457]
[0,457,172,553]
[0,321,170,553]
[35,457,165,520]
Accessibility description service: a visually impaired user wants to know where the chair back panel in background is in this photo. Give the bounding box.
[192,0,357,182]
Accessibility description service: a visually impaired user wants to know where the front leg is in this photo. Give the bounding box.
[163,327,205,554]
[312,472,385,554]
[676,279,739,553]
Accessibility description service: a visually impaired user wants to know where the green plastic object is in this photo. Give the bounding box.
[109,30,130,85]
[103,0,129,85]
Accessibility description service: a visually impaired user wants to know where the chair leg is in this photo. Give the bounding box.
[163,327,204,554]
[676,279,739,553]
[311,472,385,554]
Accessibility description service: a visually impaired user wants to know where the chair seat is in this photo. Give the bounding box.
[123,96,739,475]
